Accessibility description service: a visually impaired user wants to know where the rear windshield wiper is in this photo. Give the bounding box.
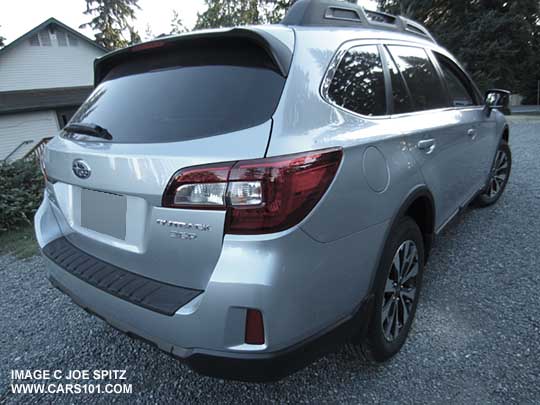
[63,123,113,140]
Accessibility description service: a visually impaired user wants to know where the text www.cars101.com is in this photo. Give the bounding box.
[11,383,132,395]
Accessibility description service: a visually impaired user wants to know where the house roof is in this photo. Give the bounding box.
[0,86,93,115]
[0,17,109,57]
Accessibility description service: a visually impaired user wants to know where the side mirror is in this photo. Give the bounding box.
[484,89,511,117]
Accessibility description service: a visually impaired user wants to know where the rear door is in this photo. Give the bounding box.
[43,30,292,290]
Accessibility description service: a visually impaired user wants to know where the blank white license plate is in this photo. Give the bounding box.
[81,188,127,240]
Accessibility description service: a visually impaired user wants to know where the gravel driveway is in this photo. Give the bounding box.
[1,117,539,404]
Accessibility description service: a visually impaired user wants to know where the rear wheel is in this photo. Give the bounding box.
[474,141,511,207]
[352,217,424,362]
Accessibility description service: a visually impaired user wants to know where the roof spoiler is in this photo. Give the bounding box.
[93,28,293,86]
[281,0,436,43]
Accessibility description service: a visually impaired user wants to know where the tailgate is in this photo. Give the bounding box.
[44,122,272,290]
[42,28,293,290]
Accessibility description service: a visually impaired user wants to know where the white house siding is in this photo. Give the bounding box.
[0,27,104,92]
[510,94,524,106]
[0,110,59,161]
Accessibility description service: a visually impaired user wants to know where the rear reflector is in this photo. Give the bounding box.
[245,309,265,345]
[162,147,343,234]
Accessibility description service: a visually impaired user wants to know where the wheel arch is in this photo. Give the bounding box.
[358,185,436,340]
[502,125,509,143]
[367,185,436,295]
[390,186,436,263]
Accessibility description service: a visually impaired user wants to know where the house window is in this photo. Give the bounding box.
[38,31,52,46]
[56,30,68,46]
[28,34,40,46]
[68,34,79,46]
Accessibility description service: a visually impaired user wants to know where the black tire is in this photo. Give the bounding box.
[351,216,425,363]
[474,141,511,207]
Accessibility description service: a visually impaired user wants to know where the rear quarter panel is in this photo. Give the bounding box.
[268,29,426,242]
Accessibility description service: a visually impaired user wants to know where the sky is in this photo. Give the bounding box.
[1,0,378,45]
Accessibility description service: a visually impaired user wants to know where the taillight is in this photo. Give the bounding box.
[226,148,342,234]
[162,162,234,210]
[162,148,342,234]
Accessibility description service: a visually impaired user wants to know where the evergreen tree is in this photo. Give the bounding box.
[377,0,540,97]
[195,0,359,29]
[267,0,357,23]
[266,0,296,23]
[80,0,141,49]
[143,24,154,41]
[128,25,141,45]
[0,25,5,48]
[170,10,188,34]
[195,0,263,29]
[520,16,540,103]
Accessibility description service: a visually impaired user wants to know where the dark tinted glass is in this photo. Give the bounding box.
[435,53,476,107]
[328,45,387,116]
[388,46,447,111]
[67,42,285,143]
[383,48,414,114]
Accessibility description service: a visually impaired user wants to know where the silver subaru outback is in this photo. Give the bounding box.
[35,0,511,381]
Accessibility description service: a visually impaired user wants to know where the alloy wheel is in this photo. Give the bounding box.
[485,149,509,198]
[381,240,419,341]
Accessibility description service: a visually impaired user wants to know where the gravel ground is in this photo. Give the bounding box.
[1,117,539,404]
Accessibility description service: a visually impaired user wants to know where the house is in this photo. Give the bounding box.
[0,18,107,161]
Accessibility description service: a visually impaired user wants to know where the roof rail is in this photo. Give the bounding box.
[281,0,436,43]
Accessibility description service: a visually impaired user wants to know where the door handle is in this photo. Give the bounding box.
[467,128,477,139]
[418,139,436,154]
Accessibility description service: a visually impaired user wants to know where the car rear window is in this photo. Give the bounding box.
[67,40,286,143]
[327,45,387,116]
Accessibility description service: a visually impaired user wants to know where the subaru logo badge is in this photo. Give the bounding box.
[72,159,91,179]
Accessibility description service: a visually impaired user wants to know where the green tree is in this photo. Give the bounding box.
[377,0,540,97]
[520,18,540,103]
[80,0,141,49]
[170,9,188,34]
[195,0,358,29]
[267,0,357,23]
[0,25,5,48]
[143,23,154,41]
[195,0,264,29]
[266,0,296,23]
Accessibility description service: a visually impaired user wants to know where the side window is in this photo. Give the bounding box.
[387,45,447,111]
[327,45,387,116]
[434,53,477,107]
[382,47,414,114]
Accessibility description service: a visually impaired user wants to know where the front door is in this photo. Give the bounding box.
[386,44,476,229]
[431,51,498,200]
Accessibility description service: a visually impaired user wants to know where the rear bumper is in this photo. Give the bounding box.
[36,194,387,381]
[48,272,371,382]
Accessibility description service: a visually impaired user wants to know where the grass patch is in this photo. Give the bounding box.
[0,225,38,259]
